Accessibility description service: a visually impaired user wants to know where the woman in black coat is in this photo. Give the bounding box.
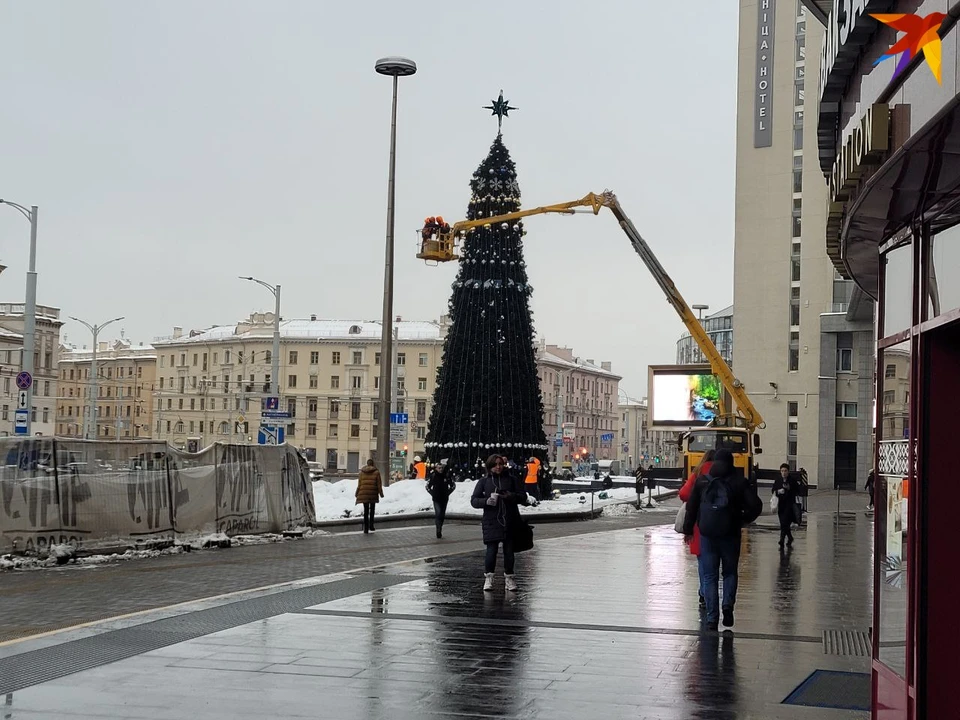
[772,463,799,548]
[426,459,456,539]
[471,454,527,592]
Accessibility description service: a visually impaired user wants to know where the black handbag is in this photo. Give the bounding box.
[512,518,534,553]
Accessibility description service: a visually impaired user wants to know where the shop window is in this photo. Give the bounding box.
[927,222,960,319]
[883,240,914,337]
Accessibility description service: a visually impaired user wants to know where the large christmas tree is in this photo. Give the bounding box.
[424,126,548,470]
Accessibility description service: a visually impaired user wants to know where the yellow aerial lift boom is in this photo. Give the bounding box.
[417,190,765,475]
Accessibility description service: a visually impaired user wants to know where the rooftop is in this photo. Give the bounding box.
[154,317,444,346]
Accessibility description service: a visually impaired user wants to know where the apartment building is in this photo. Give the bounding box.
[56,339,157,439]
[0,302,62,436]
[676,305,734,366]
[152,315,445,472]
[536,342,621,465]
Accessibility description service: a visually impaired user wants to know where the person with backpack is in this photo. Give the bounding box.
[679,449,716,607]
[682,449,763,631]
[426,459,456,538]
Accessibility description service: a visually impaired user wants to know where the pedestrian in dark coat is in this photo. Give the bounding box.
[772,463,799,548]
[355,459,384,534]
[470,454,527,592]
[683,449,762,631]
[426,459,456,539]
[865,469,875,510]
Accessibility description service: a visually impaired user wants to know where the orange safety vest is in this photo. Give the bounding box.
[525,458,541,484]
[414,461,426,479]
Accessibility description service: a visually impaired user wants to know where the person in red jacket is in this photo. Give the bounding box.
[679,450,715,607]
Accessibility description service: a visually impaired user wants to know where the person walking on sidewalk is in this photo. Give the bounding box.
[865,468,875,510]
[426,459,456,539]
[683,449,762,631]
[772,463,800,548]
[679,450,716,608]
[471,454,528,592]
[355,459,384,534]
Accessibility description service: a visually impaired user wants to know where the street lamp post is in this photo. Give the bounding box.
[0,200,38,435]
[374,55,416,485]
[70,316,124,439]
[238,277,281,398]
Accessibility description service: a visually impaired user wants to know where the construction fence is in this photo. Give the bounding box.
[0,438,316,555]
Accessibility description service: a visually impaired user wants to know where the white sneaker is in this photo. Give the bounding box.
[504,574,518,591]
[483,572,494,591]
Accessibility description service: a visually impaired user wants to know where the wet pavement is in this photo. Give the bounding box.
[0,500,874,719]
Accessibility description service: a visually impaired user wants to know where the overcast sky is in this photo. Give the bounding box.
[0,0,738,399]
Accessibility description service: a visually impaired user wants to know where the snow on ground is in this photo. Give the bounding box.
[312,479,673,522]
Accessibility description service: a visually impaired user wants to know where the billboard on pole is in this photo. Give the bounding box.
[648,364,728,429]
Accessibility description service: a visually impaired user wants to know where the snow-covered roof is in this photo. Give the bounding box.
[59,341,157,363]
[0,327,23,342]
[154,319,444,346]
[539,350,621,379]
[618,396,647,408]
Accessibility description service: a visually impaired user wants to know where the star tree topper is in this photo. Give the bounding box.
[483,90,517,131]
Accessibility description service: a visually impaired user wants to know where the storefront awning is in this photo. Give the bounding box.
[841,94,960,299]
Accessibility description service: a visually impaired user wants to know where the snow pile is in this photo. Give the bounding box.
[312,479,645,521]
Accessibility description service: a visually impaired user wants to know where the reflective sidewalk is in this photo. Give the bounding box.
[1,509,873,719]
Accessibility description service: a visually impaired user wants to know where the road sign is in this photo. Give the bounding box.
[17,390,27,410]
[258,425,285,445]
[554,439,563,447]
[410,420,418,430]
[15,372,32,390]
[562,423,575,440]
[390,413,409,425]
[389,440,396,451]
[264,396,279,411]
[390,424,406,441]
[14,410,28,435]
[601,433,615,443]
[237,414,246,424]
[261,410,291,420]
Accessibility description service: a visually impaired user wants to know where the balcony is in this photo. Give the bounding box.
[308,411,318,419]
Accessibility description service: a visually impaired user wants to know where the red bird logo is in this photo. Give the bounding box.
[871,12,947,84]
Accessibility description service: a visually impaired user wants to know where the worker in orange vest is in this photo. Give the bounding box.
[413,456,427,480]
[525,456,541,501]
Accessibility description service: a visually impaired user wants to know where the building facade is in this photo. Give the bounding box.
[0,302,62,437]
[536,343,621,466]
[733,0,873,485]
[617,395,681,473]
[56,339,157,439]
[152,316,445,473]
[810,2,960,714]
[676,305,734,366]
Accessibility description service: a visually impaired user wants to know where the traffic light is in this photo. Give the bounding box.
[573,453,580,461]
[654,455,661,464]
[402,445,408,457]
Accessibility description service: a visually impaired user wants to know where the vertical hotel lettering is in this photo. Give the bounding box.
[755,0,776,147]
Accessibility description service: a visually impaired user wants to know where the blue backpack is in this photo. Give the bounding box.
[697,474,736,538]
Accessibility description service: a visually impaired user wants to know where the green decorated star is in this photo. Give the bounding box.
[483,90,517,131]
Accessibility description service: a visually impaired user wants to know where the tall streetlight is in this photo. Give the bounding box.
[238,277,281,398]
[70,316,124,439]
[0,199,38,435]
[374,55,416,484]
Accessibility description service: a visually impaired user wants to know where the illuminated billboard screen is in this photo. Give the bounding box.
[648,364,724,428]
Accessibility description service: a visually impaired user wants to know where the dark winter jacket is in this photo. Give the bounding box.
[772,475,799,520]
[682,463,761,539]
[426,468,456,501]
[470,472,527,543]
[355,464,384,504]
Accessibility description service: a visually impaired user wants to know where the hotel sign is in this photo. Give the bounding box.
[754,0,776,148]
[829,103,889,203]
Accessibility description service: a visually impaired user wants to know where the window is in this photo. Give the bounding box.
[326,449,338,471]
[329,400,340,418]
[793,127,803,150]
[328,424,338,438]
[837,348,853,372]
[885,364,896,379]
[352,351,362,364]
[213,352,218,365]
[249,351,255,364]
[416,426,426,439]
[263,351,270,363]
[375,353,381,365]
[350,424,360,438]
[178,399,184,410]
[308,423,317,437]
[416,400,427,422]
[309,376,318,389]
[351,401,361,420]
[289,351,298,365]
[288,375,297,388]
[190,398,196,410]
[332,352,341,365]
[175,421,184,434]
[224,350,231,364]
[309,351,319,364]
[193,353,198,366]
[836,402,858,418]
[374,377,380,390]
[373,404,379,420]
[287,398,297,417]
[417,377,427,391]
[189,420,195,433]
[791,258,801,282]
[331,376,340,389]
[419,353,428,367]
[792,216,802,238]
[790,303,800,327]
[787,401,799,417]
[237,351,244,363]
[352,376,362,390]
[308,398,318,416]
[883,390,895,407]
[793,169,802,193]
[396,353,406,366]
